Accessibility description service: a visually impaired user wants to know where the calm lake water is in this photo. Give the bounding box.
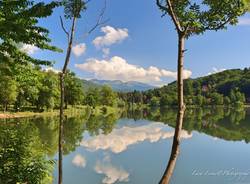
[1,107,250,184]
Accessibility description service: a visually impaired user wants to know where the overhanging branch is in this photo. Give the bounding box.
[84,0,109,38]
[60,16,70,42]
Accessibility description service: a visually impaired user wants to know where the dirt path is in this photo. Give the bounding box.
[0,113,24,119]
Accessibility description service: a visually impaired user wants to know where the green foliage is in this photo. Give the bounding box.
[0,76,17,111]
[62,0,87,19]
[0,119,54,184]
[196,95,205,106]
[14,64,42,110]
[210,92,224,105]
[150,97,160,107]
[84,85,121,108]
[65,71,84,107]
[157,0,249,37]
[100,85,117,106]
[160,94,177,106]
[0,0,61,65]
[37,71,60,110]
[125,69,249,106]
[0,64,124,112]
[84,88,100,108]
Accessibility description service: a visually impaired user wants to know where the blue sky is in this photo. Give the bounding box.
[30,0,250,86]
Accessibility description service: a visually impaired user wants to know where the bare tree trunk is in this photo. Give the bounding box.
[159,34,186,184]
[58,74,64,184]
[4,103,7,112]
[58,17,76,184]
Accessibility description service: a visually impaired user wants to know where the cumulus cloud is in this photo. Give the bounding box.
[44,67,60,74]
[75,56,192,84]
[20,44,39,55]
[72,43,86,57]
[207,67,226,75]
[72,154,87,168]
[81,123,192,154]
[93,26,129,48]
[95,160,129,184]
[238,18,250,26]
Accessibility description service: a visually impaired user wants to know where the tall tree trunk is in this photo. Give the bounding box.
[58,17,76,184]
[5,103,7,112]
[58,74,64,184]
[159,34,186,184]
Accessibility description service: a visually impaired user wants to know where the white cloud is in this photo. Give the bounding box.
[72,154,87,168]
[238,18,250,26]
[75,56,192,85]
[102,48,110,58]
[72,43,86,57]
[207,67,226,75]
[95,160,129,184]
[44,67,60,74]
[81,123,192,154]
[20,44,39,55]
[93,26,129,48]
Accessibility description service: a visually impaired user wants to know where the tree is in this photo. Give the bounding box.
[160,95,169,107]
[58,2,106,182]
[156,0,249,183]
[64,71,84,108]
[160,95,175,106]
[184,80,193,96]
[230,88,246,105]
[0,76,17,111]
[0,0,61,65]
[196,95,204,106]
[84,88,100,108]
[150,97,160,107]
[37,71,60,111]
[14,64,42,110]
[100,85,117,106]
[210,92,224,105]
[224,96,231,105]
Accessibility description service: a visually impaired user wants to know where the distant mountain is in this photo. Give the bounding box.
[89,79,155,92]
[80,79,101,91]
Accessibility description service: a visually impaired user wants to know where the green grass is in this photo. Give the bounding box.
[0,105,123,119]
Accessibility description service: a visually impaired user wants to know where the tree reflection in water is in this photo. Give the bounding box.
[0,107,249,183]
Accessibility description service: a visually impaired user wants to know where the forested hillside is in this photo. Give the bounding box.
[122,68,250,107]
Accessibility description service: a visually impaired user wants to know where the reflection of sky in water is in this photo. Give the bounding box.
[72,154,87,168]
[64,120,192,184]
[94,154,130,184]
[81,122,192,153]
[53,118,250,184]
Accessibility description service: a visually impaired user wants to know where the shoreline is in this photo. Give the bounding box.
[0,107,86,119]
[0,106,123,119]
[0,105,249,119]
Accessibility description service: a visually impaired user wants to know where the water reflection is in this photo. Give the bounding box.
[81,123,192,154]
[0,118,56,184]
[0,107,249,183]
[95,154,130,184]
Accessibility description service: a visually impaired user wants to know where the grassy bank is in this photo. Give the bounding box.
[0,105,123,119]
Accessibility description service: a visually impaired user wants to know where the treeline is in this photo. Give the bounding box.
[0,63,122,112]
[120,68,250,107]
[123,107,250,142]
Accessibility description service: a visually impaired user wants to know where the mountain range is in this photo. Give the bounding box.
[80,79,155,92]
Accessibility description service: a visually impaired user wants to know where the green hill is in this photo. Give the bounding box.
[125,68,250,106]
[80,79,101,92]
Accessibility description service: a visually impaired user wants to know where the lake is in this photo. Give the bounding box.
[1,107,250,184]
